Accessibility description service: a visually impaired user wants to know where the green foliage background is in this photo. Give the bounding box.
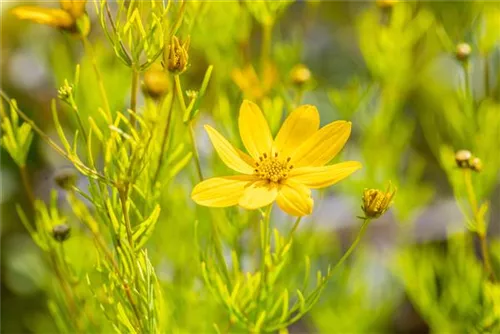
[1,1,500,333]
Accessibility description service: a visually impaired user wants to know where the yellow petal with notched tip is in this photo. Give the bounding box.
[204,125,255,174]
[191,175,256,207]
[289,161,362,188]
[274,105,320,158]
[290,121,351,168]
[276,180,313,217]
[238,100,273,160]
[11,6,74,29]
[239,181,278,210]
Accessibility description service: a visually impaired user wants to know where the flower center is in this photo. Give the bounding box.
[254,152,293,183]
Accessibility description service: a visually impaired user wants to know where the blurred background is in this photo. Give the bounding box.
[1,1,500,333]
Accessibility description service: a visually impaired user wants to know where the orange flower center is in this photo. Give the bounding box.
[254,152,293,183]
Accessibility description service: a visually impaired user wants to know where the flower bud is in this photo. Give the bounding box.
[361,183,396,219]
[52,224,71,242]
[165,36,190,74]
[455,149,472,168]
[53,168,78,191]
[290,64,311,87]
[456,43,471,62]
[143,64,169,99]
[470,157,482,172]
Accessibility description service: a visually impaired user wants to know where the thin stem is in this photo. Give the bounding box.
[479,233,496,281]
[130,68,139,128]
[253,205,273,323]
[260,22,273,77]
[153,91,175,185]
[67,96,88,145]
[463,169,478,213]
[119,187,135,249]
[82,37,111,121]
[19,165,35,206]
[174,75,187,113]
[462,61,475,127]
[463,169,496,281]
[484,53,490,97]
[48,249,82,334]
[330,218,371,275]
[189,121,203,181]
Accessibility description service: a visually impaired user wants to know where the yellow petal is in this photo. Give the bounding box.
[191,175,255,207]
[276,180,314,217]
[11,6,74,28]
[289,161,362,189]
[204,125,255,174]
[239,181,278,210]
[290,121,351,167]
[60,0,87,19]
[274,105,320,158]
[238,100,273,160]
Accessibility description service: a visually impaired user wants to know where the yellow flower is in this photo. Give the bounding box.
[231,63,277,101]
[191,100,362,217]
[11,1,86,31]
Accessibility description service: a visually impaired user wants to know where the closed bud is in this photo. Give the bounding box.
[143,64,169,99]
[54,168,78,190]
[290,64,311,87]
[456,43,471,62]
[470,157,482,172]
[52,224,71,242]
[455,149,472,168]
[361,183,396,219]
[165,36,190,74]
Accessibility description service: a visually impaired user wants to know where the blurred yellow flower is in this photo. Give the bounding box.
[11,0,86,31]
[231,63,277,101]
[191,100,361,216]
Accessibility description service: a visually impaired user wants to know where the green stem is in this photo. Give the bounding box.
[189,121,203,181]
[484,53,490,97]
[19,165,35,206]
[254,205,273,323]
[260,22,273,77]
[152,92,175,185]
[174,75,187,113]
[119,186,134,249]
[68,96,88,145]
[330,218,371,276]
[82,37,111,121]
[463,169,496,281]
[462,61,475,128]
[130,68,139,128]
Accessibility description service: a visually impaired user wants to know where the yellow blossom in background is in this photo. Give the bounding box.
[191,100,362,216]
[11,0,87,32]
[231,63,277,101]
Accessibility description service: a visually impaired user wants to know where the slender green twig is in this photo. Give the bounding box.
[153,91,175,185]
[82,37,112,120]
[463,169,496,281]
[19,165,35,206]
[130,68,140,128]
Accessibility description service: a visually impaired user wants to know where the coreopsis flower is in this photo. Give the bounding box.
[361,183,396,219]
[11,1,87,33]
[191,100,362,216]
[231,63,277,101]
